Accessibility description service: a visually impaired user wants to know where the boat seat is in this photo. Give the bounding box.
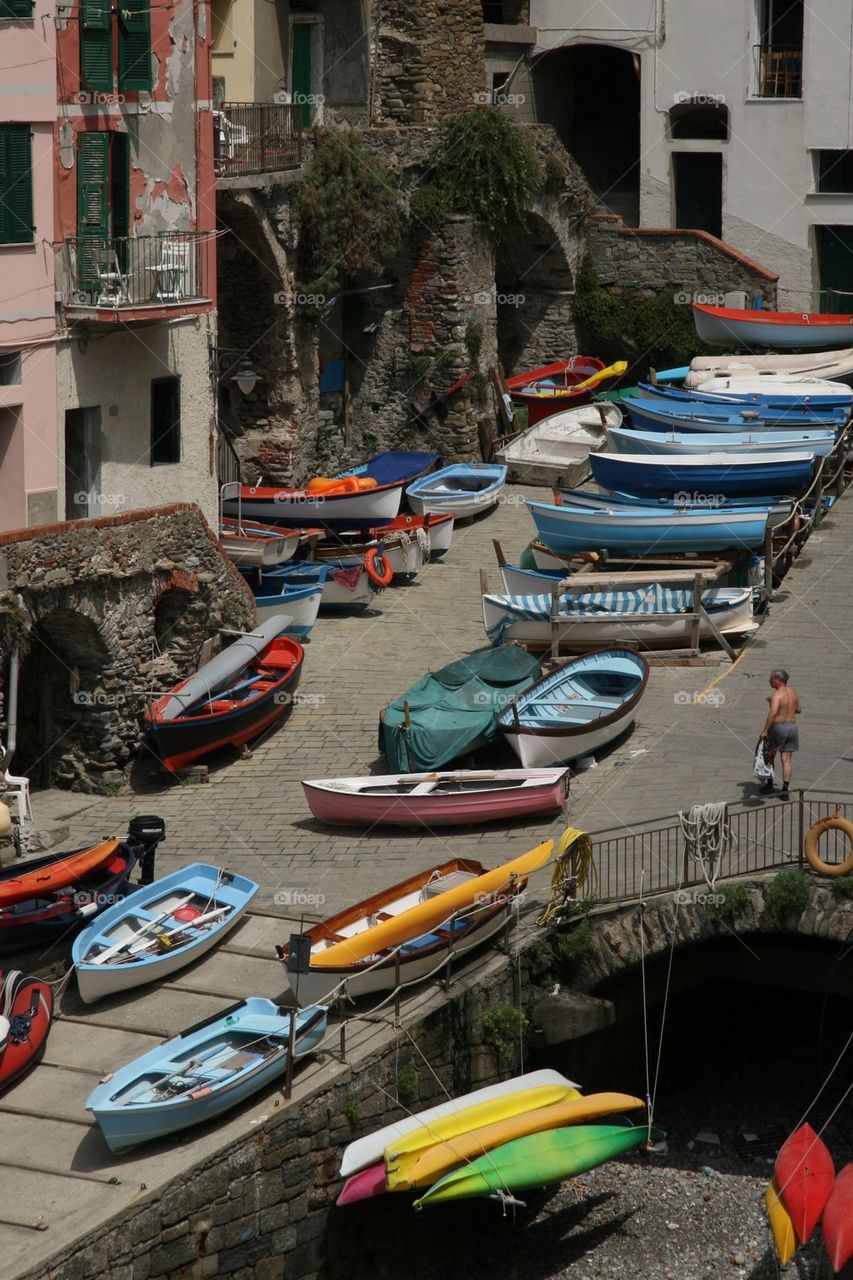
[420,870,477,899]
[375,912,395,921]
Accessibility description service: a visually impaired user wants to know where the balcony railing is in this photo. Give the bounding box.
[60,232,210,312]
[214,102,303,178]
[754,44,802,98]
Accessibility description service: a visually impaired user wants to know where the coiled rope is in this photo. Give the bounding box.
[538,826,596,925]
[678,801,734,891]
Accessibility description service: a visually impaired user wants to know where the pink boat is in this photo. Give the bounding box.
[301,767,570,828]
[337,1162,386,1206]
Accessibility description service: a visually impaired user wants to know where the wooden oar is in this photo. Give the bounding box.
[90,896,195,965]
[397,770,506,785]
[570,360,628,394]
[126,905,230,957]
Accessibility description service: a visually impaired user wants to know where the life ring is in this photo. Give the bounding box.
[804,813,853,877]
[365,547,393,587]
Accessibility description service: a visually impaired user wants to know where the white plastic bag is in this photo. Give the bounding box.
[753,739,774,780]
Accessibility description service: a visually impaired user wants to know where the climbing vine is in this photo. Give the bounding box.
[482,1001,527,1061]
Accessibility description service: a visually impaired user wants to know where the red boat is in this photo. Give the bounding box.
[0,970,53,1094]
[823,1162,853,1273]
[0,839,121,910]
[507,357,615,427]
[775,1122,835,1244]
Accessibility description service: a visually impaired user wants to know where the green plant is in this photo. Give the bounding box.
[829,876,853,899]
[465,321,484,367]
[482,1001,527,1060]
[411,108,540,234]
[359,431,379,455]
[343,1096,360,1123]
[708,882,751,924]
[402,352,433,381]
[396,1065,418,1099]
[469,371,488,407]
[556,920,594,964]
[294,129,402,298]
[764,869,811,925]
[543,150,568,193]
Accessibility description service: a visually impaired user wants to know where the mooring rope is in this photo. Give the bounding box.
[678,802,734,891]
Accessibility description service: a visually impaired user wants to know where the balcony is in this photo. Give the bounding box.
[214,103,303,181]
[753,45,802,99]
[59,232,211,320]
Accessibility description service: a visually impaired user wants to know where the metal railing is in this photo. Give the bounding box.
[214,102,302,177]
[587,791,853,905]
[60,232,209,310]
[753,44,803,98]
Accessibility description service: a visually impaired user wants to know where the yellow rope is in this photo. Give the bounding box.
[538,826,595,925]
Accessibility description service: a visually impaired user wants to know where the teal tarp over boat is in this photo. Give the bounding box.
[380,646,542,772]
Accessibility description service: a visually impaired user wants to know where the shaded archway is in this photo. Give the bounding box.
[154,585,211,668]
[532,44,640,225]
[495,210,575,373]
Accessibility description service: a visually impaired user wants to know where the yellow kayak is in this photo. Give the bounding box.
[310,840,553,969]
[766,1178,797,1265]
[385,1083,581,1164]
[387,1091,643,1191]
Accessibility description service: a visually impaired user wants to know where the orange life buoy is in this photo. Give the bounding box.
[365,546,393,587]
[804,813,853,877]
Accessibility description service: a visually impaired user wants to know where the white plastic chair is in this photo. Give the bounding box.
[96,249,129,307]
[1,770,32,824]
[152,241,192,302]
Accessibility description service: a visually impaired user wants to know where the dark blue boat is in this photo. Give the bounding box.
[335,450,441,487]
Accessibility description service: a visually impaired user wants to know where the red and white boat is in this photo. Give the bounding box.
[507,357,623,426]
[369,512,455,559]
[0,970,53,1094]
[219,518,321,569]
[693,302,853,351]
[302,767,569,827]
[221,478,405,530]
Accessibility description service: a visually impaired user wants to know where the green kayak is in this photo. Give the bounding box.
[414,1122,663,1208]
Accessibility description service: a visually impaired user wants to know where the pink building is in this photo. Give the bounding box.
[0,0,61,532]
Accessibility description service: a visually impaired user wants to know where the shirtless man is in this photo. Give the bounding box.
[759,669,802,799]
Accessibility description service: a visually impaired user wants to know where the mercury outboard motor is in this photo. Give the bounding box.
[128,814,167,886]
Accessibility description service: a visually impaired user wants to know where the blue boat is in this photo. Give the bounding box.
[73,864,259,1004]
[527,497,773,554]
[635,381,853,411]
[406,463,507,519]
[86,998,328,1152]
[623,395,848,433]
[252,560,373,610]
[240,569,326,638]
[606,424,837,458]
[334,449,441,486]
[590,450,815,498]
[555,486,787,513]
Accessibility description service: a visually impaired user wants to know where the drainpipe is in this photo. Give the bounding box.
[3,596,25,767]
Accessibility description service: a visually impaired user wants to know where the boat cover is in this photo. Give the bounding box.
[381,646,541,772]
[335,451,440,485]
[158,615,294,722]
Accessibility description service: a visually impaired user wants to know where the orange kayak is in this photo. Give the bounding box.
[0,840,122,909]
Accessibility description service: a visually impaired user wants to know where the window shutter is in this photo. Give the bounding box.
[119,0,152,92]
[80,0,113,93]
[0,0,34,18]
[76,132,110,291]
[0,125,34,245]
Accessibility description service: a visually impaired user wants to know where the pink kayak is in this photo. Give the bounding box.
[337,1162,386,1206]
[302,767,570,828]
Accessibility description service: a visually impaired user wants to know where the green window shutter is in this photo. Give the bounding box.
[292,24,312,128]
[81,0,113,93]
[0,124,34,245]
[119,0,152,91]
[0,0,34,18]
[76,131,110,291]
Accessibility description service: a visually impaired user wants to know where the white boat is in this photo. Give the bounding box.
[219,520,303,569]
[692,303,853,351]
[606,425,837,457]
[497,649,649,768]
[339,1069,579,1177]
[496,404,619,487]
[252,583,324,637]
[695,374,853,400]
[499,562,578,594]
[483,583,757,652]
[312,531,424,580]
[405,463,506,519]
[684,349,853,387]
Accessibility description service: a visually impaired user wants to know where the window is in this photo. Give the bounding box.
[80,0,152,94]
[670,101,729,141]
[76,131,130,291]
[0,124,33,245]
[0,0,33,17]
[0,351,22,385]
[151,378,181,465]
[816,151,853,194]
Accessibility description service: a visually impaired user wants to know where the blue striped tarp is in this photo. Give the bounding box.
[485,583,714,644]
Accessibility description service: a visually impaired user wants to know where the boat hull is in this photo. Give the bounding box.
[252,585,323,637]
[219,526,301,568]
[406,464,506,519]
[590,450,815,498]
[0,972,54,1094]
[693,302,853,350]
[528,499,771,555]
[497,404,618,487]
[822,1163,853,1273]
[624,395,845,433]
[222,482,404,529]
[606,425,836,457]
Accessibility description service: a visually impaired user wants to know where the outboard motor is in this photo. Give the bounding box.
[128,814,167,886]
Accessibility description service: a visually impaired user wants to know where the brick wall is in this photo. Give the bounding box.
[373,0,486,124]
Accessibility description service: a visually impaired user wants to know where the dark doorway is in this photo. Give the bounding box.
[673,152,722,238]
[64,406,102,518]
[817,225,853,311]
[532,44,640,225]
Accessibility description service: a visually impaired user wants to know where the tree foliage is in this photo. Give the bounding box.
[574,267,717,372]
[294,129,403,297]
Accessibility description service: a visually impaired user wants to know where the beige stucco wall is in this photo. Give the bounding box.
[55,314,218,525]
[212,0,288,102]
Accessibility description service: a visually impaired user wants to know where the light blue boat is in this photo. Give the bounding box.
[606,424,837,458]
[590,450,815,498]
[73,864,259,1004]
[241,570,326,638]
[527,497,773,554]
[406,463,506,518]
[555,486,787,513]
[635,381,853,411]
[86,998,328,1152]
[624,395,848,434]
[253,560,373,610]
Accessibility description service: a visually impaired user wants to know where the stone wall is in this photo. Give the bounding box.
[0,505,254,791]
[372,0,486,124]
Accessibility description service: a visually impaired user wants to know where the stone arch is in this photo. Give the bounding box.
[531,43,640,225]
[495,209,576,372]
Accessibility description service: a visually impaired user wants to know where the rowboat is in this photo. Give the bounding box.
[775,1122,835,1244]
[693,302,853,350]
[0,970,53,1094]
[623,395,847,434]
[822,1162,853,1273]
[406,463,507,519]
[86,998,328,1152]
[527,497,773,555]
[309,528,425,580]
[221,479,403,530]
[636,378,853,410]
[219,519,303,568]
[369,512,455,559]
[144,616,304,773]
[499,562,580,594]
[484,585,756,652]
[0,838,122,910]
[606,425,837,458]
[413,1121,658,1207]
[72,864,259,1003]
[301,767,570,827]
[589,450,816,498]
[339,1069,578,1178]
[685,349,853,387]
[496,403,619,487]
[507,358,623,426]
[379,645,541,773]
[251,561,374,611]
[244,576,324,639]
[388,1092,644,1192]
[766,1179,797,1266]
[278,843,553,1007]
[553,486,787,513]
[497,650,648,766]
